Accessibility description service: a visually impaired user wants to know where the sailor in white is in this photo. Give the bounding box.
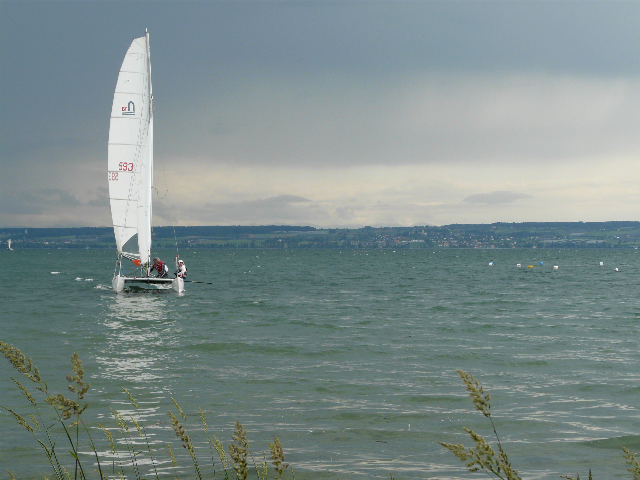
[176,259,187,279]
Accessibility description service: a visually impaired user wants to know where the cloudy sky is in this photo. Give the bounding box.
[3,0,640,228]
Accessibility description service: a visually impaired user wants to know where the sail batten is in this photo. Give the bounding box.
[108,32,153,266]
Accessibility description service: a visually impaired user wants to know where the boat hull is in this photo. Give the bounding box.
[112,275,185,293]
[173,277,184,293]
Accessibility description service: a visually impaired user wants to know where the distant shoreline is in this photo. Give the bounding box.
[2,221,640,249]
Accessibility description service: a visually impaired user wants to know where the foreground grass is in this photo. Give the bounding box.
[1,342,292,480]
[2,341,639,479]
[439,370,640,480]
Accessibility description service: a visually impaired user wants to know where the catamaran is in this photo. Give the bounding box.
[108,30,184,293]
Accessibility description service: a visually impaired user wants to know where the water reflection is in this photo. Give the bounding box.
[96,294,178,383]
[109,292,170,322]
[86,293,188,478]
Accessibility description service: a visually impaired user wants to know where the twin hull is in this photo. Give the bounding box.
[112,275,184,293]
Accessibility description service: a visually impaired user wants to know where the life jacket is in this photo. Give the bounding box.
[153,261,168,278]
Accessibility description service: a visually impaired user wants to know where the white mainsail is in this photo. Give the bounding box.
[108,31,153,267]
[109,31,184,294]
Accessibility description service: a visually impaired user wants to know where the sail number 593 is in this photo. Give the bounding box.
[109,162,133,180]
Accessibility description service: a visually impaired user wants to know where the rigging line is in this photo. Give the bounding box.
[153,186,170,199]
[152,96,181,261]
[173,224,179,261]
[153,171,180,261]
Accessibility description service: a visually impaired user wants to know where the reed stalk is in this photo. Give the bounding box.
[122,387,161,480]
[229,421,249,480]
[200,407,222,479]
[1,342,88,479]
[2,342,294,480]
[167,443,179,480]
[439,369,640,480]
[169,399,203,480]
[212,435,232,480]
[111,408,142,480]
[269,437,289,480]
[438,370,521,480]
[98,423,119,479]
[623,447,640,480]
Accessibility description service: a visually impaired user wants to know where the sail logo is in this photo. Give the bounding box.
[121,101,135,116]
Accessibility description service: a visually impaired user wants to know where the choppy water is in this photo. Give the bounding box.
[1,248,640,479]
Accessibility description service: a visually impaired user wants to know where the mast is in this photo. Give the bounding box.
[137,30,153,270]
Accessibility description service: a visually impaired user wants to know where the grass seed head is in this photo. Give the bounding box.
[1,342,42,385]
[121,387,138,409]
[457,370,491,417]
[171,397,187,422]
[269,437,289,478]
[212,436,230,468]
[168,444,177,467]
[199,407,208,434]
[229,421,249,480]
[623,447,640,480]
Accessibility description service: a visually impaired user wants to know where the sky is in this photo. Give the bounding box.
[3,0,640,228]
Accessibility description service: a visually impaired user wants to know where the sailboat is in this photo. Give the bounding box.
[108,30,184,294]
[7,239,12,251]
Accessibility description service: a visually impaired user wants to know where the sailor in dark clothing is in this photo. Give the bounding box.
[150,257,169,278]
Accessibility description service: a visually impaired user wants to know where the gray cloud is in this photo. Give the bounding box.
[153,195,326,226]
[3,1,640,227]
[160,195,447,228]
[200,195,320,224]
[1,189,82,215]
[248,195,311,207]
[0,187,111,227]
[87,188,109,208]
[463,191,533,205]
[6,1,640,170]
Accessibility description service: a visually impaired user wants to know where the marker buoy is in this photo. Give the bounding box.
[614,267,619,272]
[517,263,522,267]
[600,262,604,266]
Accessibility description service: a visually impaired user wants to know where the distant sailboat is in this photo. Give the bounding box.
[7,239,12,251]
[108,30,184,294]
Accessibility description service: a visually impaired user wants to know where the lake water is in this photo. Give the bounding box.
[1,248,639,479]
